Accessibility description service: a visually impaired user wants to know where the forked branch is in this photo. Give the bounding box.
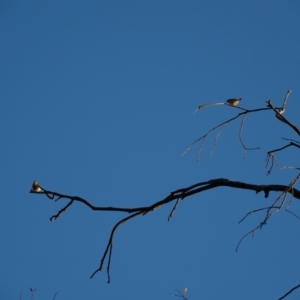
[236,173,300,251]
[183,106,279,162]
[30,177,300,282]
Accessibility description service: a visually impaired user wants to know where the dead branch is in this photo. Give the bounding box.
[210,123,226,157]
[30,179,300,218]
[90,211,141,282]
[194,98,247,112]
[281,90,292,112]
[238,113,260,158]
[266,152,280,175]
[268,142,300,154]
[266,142,300,175]
[266,98,300,136]
[183,106,275,162]
[168,198,180,221]
[187,91,299,167]
[281,137,300,145]
[285,209,300,221]
[30,176,300,282]
[278,283,300,300]
[236,174,300,251]
[194,101,227,112]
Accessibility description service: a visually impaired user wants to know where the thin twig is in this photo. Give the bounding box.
[50,200,73,222]
[210,123,226,157]
[281,137,300,144]
[194,102,226,113]
[285,209,300,221]
[168,198,180,221]
[279,90,292,114]
[238,206,280,224]
[266,152,280,175]
[238,113,260,158]
[237,174,300,250]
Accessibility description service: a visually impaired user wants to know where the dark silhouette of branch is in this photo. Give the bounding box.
[269,142,300,154]
[282,137,300,145]
[30,179,300,217]
[266,142,300,175]
[168,198,180,221]
[50,200,73,222]
[90,211,141,282]
[30,176,300,281]
[278,284,300,300]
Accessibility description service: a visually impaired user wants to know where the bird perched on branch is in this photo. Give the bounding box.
[32,181,41,192]
[226,98,242,106]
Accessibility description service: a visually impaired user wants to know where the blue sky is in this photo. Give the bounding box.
[1,1,300,299]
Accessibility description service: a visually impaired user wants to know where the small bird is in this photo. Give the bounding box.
[32,181,41,192]
[226,98,242,106]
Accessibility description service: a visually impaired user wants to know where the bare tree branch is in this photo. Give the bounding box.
[183,106,278,162]
[210,123,226,157]
[278,89,292,115]
[285,209,300,221]
[238,113,260,158]
[194,101,227,112]
[281,137,300,145]
[266,142,300,175]
[30,179,300,217]
[266,99,300,136]
[30,175,300,282]
[266,152,280,175]
[90,211,141,282]
[168,198,180,221]
[236,174,300,251]
[278,283,300,300]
